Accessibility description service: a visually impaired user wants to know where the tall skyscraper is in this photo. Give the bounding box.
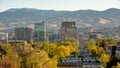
[34,21,46,42]
[14,28,33,42]
[59,21,78,41]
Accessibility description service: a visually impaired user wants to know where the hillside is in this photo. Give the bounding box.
[0,8,120,30]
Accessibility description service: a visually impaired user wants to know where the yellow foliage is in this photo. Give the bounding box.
[54,45,70,57]
[14,43,33,56]
[112,62,120,68]
[0,44,21,68]
[86,39,96,46]
[100,53,110,67]
[116,62,120,68]
[49,56,58,68]
[24,50,50,68]
[44,43,57,55]
[65,38,79,49]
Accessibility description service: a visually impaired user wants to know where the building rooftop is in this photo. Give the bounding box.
[58,61,82,65]
[61,21,76,28]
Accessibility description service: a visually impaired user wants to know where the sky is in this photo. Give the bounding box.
[0,0,120,12]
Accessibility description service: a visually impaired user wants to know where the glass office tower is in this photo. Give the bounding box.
[34,21,46,42]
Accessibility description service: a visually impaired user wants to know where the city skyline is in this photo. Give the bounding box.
[0,0,120,12]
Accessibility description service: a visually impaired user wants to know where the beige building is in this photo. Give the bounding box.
[59,21,78,41]
[0,32,8,44]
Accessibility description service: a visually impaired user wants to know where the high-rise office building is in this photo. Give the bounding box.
[59,21,78,41]
[14,28,33,42]
[47,31,59,42]
[34,21,46,42]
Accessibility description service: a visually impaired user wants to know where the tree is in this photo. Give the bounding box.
[97,38,117,50]
[106,56,120,68]
[87,44,100,57]
[0,58,16,68]
[0,44,21,68]
[13,42,33,57]
[116,62,120,68]
[54,45,70,58]
[100,53,110,67]
[24,50,50,68]
[64,37,79,49]
[44,43,57,56]
[86,39,100,57]
[49,56,58,68]
[86,39,96,46]
[62,38,80,55]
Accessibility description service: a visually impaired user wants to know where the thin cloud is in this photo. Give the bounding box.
[115,0,120,3]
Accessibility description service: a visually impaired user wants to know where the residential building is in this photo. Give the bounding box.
[116,46,120,57]
[107,41,120,57]
[59,21,78,41]
[116,41,120,57]
[57,56,102,68]
[34,21,46,42]
[89,32,102,40]
[107,46,117,57]
[14,28,33,42]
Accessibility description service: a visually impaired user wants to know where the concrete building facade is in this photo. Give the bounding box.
[14,28,33,42]
[59,21,78,41]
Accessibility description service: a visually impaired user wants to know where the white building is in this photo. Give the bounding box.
[0,32,8,44]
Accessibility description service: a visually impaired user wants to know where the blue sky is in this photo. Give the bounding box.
[0,0,120,12]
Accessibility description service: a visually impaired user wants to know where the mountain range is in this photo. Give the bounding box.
[0,8,120,31]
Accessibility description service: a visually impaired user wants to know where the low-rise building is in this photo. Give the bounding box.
[89,32,102,40]
[57,56,102,68]
[116,41,120,57]
[0,32,8,44]
[107,41,120,57]
[83,61,102,68]
[116,46,120,57]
